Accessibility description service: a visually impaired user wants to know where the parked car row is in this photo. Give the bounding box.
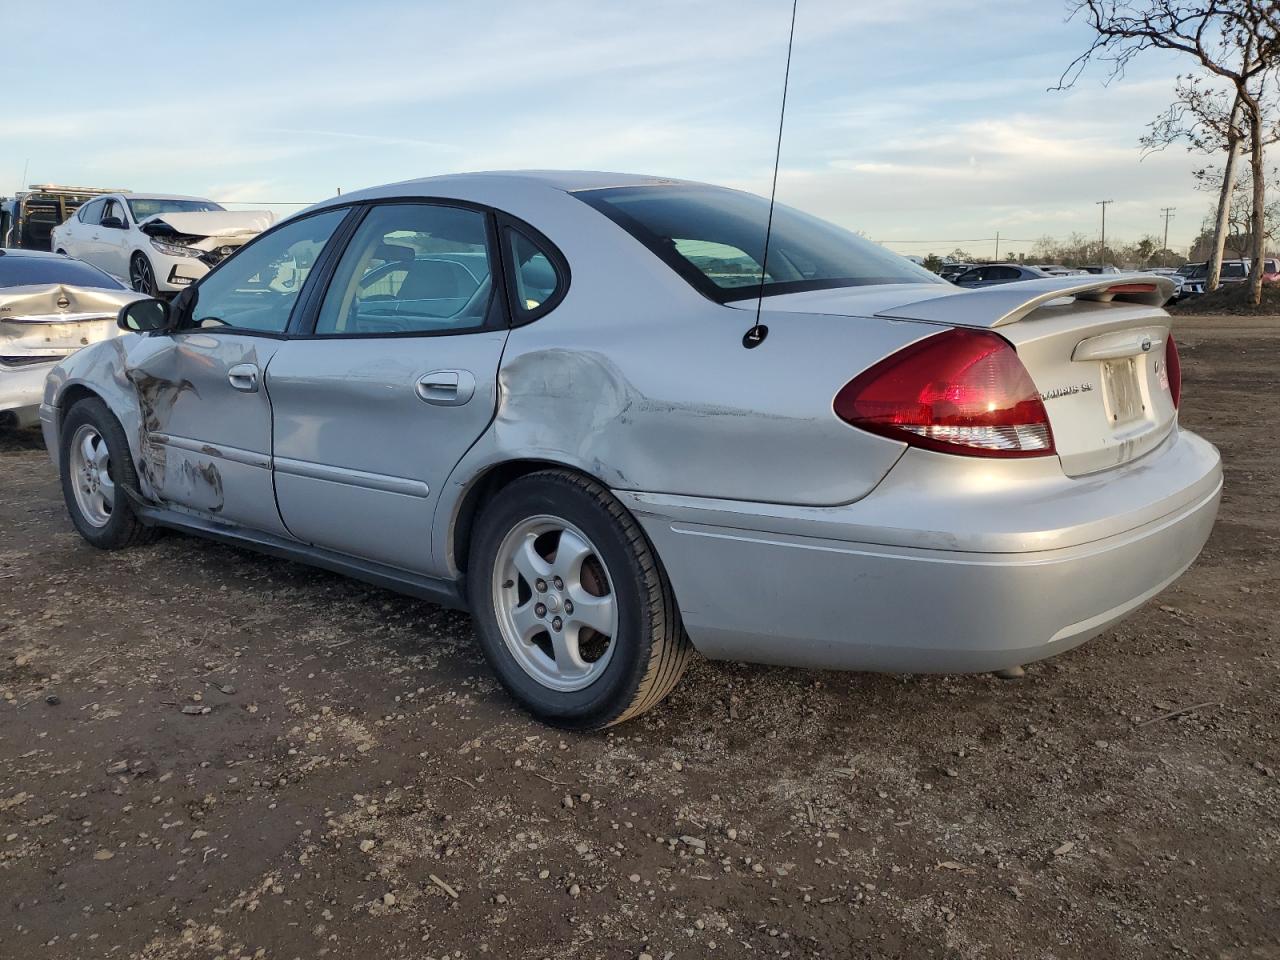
[1176,257,1279,297]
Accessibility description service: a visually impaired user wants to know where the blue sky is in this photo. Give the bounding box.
[8,0,1209,257]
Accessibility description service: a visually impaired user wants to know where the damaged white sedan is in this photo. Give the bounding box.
[50,193,274,296]
[0,249,142,428]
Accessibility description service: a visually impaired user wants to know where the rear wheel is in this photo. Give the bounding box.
[59,398,158,549]
[469,470,691,729]
[130,252,157,295]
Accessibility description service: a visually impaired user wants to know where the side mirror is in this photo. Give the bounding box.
[118,297,174,333]
[101,216,126,230]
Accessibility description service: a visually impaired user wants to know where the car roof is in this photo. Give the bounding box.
[114,192,213,202]
[361,170,705,195]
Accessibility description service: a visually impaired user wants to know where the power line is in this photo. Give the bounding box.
[874,236,1043,244]
[213,200,315,205]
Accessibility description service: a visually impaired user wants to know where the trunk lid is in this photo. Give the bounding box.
[755,275,1180,477]
[0,284,140,363]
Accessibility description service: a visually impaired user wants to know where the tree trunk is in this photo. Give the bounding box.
[1247,109,1266,306]
[1207,95,1244,292]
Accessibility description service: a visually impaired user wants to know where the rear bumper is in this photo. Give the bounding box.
[0,363,56,427]
[621,428,1222,673]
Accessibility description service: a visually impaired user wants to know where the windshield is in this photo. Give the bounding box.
[126,198,224,222]
[0,254,125,289]
[576,184,941,302]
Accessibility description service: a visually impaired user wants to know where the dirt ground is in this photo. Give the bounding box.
[1,314,1276,960]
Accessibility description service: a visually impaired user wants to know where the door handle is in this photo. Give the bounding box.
[416,369,475,406]
[227,363,260,393]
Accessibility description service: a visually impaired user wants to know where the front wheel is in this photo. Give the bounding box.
[130,252,157,295]
[59,398,158,549]
[469,470,691,729]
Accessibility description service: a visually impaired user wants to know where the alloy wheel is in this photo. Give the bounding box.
[491,515,619,692]
[130,256,155,294]
[68,423,115,528]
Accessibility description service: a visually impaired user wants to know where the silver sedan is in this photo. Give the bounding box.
[40,172,1221,728]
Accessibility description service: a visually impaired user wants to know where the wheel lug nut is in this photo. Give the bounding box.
[564,600,574,614]
[534,603,547,617]
[553,576,564,589]
[535,579,547,592]
[551,616,563,631]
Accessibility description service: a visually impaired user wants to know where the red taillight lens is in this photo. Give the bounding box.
[1165,333,1182,408]
[834,328,1055,458]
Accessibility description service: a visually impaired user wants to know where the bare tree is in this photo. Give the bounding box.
[1142,74,1251,288]
[1196,160,1280,244]
[1059,0,1280,304]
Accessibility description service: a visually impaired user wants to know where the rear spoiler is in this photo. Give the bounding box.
[874,274,1175,328]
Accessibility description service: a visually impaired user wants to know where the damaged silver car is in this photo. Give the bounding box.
[0,249,141,428]
[39,172,1220,729]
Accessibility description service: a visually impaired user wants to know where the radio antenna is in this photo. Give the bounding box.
[744,0,798,349]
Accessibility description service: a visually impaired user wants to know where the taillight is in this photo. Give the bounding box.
[834,328,1055,458]
[1166,333,1182,408]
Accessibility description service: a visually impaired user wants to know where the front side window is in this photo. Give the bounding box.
[577,184,941,302]
[188,209,346,334]
[101,200,127,226]
[127,197,224,222]
[315,203,493,335]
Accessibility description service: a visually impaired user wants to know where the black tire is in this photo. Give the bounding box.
[468,470,691,729]
[59,398,159,550]
[129,252,157,295]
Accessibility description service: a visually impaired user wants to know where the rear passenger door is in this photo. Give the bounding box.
[266,201,519,575]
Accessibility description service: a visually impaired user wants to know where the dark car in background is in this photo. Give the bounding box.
[952,263,1051,287]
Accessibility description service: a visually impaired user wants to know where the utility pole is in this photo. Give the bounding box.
[1160,207,1175,254]
[994,231,1000,261]
[1096,200,1114,264]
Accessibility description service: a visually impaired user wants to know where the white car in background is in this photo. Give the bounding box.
[50,193,273,296]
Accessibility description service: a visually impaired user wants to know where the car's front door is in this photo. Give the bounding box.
[266,201,518,575]
[97,198,133,280]
[123,207,349,533]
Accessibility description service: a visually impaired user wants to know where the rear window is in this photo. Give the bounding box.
[0,254,126,289]
[576,184,941,302]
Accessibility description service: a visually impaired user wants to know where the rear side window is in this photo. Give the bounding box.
[506,227,564,319]
[0,254,125,289]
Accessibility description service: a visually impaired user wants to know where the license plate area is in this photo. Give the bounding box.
[1101,357,1143,425]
